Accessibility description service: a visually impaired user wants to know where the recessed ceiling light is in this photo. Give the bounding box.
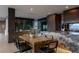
[30,8,33,11]
[48,12,51,14]
[66,6,69,9]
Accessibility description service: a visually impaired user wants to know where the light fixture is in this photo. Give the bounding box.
[30,8,33,11]
[66,6,69,9]
[48,12,51,14]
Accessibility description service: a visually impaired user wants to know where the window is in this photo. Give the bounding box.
[69,23,79,31]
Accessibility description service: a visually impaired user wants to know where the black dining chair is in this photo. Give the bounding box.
[40,40,58,53]
[14,38,32,53]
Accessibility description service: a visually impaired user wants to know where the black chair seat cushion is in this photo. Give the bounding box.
[17,43,32,52]
[41,47,56,53]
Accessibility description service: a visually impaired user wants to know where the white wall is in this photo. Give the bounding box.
[0,6,8,42]
[0,6,8,18]
[0,6,8,35]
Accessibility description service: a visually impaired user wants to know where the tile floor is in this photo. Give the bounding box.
[0,33,18,53]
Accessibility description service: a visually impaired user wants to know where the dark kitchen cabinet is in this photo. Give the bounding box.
[47,14,61,32]
[63,7,79,23]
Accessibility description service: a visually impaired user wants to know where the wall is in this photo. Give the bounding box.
[0,6,8,42]
[0,6,8,18]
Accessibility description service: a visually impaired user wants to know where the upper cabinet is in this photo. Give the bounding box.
[47,14,61,32]
[63,7,79,23]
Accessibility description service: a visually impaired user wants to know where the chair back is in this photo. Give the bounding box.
[15,38,21,49]
[48,40,58,49]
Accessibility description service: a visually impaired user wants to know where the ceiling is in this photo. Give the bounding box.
[9,5,79,19]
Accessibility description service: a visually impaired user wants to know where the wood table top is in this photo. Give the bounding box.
[19,34,54,45]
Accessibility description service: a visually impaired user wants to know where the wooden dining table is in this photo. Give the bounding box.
[19,34,56,53]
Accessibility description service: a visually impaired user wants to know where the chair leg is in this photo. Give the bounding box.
[14,51,22,53]
[25,49,32,53]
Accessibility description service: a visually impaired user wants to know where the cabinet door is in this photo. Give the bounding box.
[63,7,79,23]
[47,15,55,32]
[55,14,61,31]
[47,14,61,32]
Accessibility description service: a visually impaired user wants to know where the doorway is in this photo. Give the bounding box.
[0,18,8,43]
